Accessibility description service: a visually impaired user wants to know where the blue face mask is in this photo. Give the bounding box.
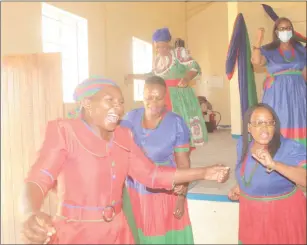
[278,30,293,43]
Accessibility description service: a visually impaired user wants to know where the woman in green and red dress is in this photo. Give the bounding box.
[126,28,208,149]
[122,76,229,244]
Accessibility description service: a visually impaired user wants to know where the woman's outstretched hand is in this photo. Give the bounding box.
[21,211,56,244]
[204,164,230,183]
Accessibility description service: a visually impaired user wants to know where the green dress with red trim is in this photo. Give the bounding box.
[121,108,194,244]
[149,47,208,147]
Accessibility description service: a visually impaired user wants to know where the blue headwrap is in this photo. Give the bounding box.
[152,27,172,42]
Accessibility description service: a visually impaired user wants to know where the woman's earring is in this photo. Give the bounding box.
[248,133,252,142]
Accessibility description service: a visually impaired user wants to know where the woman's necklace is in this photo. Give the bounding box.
[278,46,295,63]
[240,154,259,187]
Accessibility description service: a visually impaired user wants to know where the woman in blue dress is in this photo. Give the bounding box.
[228,103,306,244]
[121,75,230,244]
[251,17,306,146]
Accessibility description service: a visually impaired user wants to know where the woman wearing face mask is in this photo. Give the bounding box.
[125,28,208,150]
[121,76,229,244]
[251,17,306,146]
[228,103,306,244]
[20,77,230,244]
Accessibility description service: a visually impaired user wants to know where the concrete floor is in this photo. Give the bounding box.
[189,129,238,195]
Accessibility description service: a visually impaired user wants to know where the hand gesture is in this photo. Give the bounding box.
[173,184,188,195]
[21,211,56,244]
[228,185,240,201]
[205,164,230,183]
[251,148,275,172]
[178,78,189,88]
[257,28,265,44]
[173,197,185,219]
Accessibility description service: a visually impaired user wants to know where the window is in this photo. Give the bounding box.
[132,37,152,101]
[41,3,89,103]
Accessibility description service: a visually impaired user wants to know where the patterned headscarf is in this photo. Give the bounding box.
[67,77,118,118]
[152,27,172,42]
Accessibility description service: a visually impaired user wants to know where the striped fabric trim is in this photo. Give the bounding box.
[174,143,190,152]
[174,148,190,153]
[40,169,54,182]
[240,187,297,202]
[298,160,307,169]
[280,128,306,139]
[264,70,302,89]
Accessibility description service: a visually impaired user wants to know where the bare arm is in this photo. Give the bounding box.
[124,73,152,85]
[251,28,267,66]
[183,70,198,82]
[176,47,201,86]
[20,183,45,216]
[128,133,229,189]
[274,161,306,187]
[251,47,267,66]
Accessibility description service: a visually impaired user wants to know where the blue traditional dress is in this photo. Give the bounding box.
[121,108,194,244]
[235,136,306,244]
[261,44,306,146]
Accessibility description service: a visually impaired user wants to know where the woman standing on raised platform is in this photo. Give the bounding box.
[251,17,306,146]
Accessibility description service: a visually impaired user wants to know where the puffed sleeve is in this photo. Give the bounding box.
[173,115,190,153]
[25,120,67,196]
[120,110,137,130]
[283,140,306,169]
[260,46,271,64]
[127,130,176,190]
[175,47,201,75]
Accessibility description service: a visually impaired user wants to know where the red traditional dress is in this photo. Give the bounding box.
[25,118,176,244]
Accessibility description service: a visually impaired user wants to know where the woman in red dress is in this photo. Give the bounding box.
[20,77,230,244]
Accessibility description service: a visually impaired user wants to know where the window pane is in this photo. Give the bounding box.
[43,42,61,53]
[62,60,79,103]
[41,3,89,102]
[77,21,89,83]
[42,16,60,43]
[133,79,145,101]
[132,37,152,101]
[132,37,152,74]
[42,3,60,20]
[61,24,77,46]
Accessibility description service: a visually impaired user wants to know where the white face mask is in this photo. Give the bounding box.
[278,30,293,43]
